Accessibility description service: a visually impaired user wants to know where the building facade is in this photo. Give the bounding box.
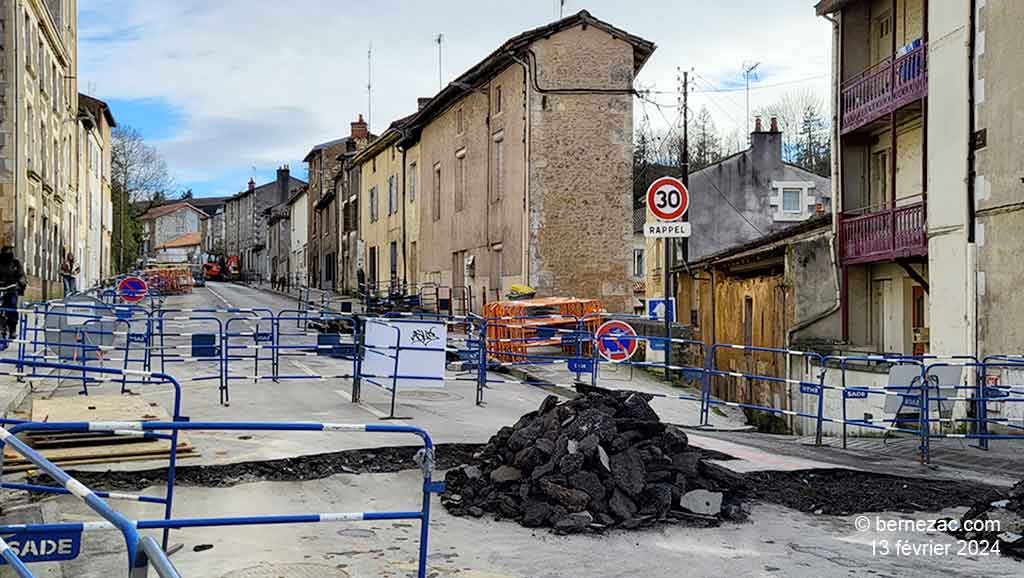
[303,116,370,291]
[223,167,305,281]
[0,0,81,299]
[353,119,417,296]
[816,0,1023,362]
[76,94,115,289]
[201,207,225,261]
[358,11,654,313]
[288,186,308,289]
[138,202,207,261]
[265,200,290,290]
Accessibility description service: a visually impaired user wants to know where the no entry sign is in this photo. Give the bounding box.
[646,176,689,221]
[117,276,148,303]
[595,320,639,363]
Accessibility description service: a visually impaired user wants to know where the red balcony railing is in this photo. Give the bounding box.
[839,201,927,264]
[840,42,927,134]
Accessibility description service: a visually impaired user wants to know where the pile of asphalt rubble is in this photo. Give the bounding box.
[951,478,1024,557]
[442,385,746,534]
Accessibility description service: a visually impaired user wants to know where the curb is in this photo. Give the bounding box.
[0,377,32,418]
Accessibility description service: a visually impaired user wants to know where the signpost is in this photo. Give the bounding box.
[645,176,690,222]
[644,175,690,380]
[595,320,639,363]
[117,276,148,303]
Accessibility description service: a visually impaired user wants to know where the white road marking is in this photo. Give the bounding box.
[290,359,386,419]
[205,284,234,309]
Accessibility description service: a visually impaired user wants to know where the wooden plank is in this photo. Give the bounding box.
[31,395,169,423]
[4,440,194,465]
[5,449,199,474]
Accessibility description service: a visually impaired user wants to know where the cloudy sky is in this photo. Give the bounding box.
[78,0,832,198]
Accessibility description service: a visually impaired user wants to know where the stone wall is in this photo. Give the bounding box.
[528,23,636,312]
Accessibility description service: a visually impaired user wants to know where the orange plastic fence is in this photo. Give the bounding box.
[142,267,193,295]
[484,298,603,362]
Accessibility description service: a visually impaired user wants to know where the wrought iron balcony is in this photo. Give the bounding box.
[839,201,927,264]
[840,42,927,134]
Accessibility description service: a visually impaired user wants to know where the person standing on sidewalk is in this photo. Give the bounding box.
[61,249,79,295]
[0,246,27,342]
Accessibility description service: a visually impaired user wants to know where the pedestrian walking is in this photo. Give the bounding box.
[0,246,27,342]
[61,249,79,295]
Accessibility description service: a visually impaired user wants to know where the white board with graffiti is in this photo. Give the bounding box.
[363,318,448,390]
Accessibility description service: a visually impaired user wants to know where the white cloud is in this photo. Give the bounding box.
[78,0,833,183]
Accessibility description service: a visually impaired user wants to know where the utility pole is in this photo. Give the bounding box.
[664,68,689,381]
[436,34,444,91]
[743,62,760,143]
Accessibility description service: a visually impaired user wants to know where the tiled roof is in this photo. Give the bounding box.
[140,202,206,221]
[156,232,201,249]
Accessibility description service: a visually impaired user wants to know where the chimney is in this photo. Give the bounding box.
[277,165,290,203]
[417,97,432,110]
[350,114,369,140]
[750,115,782,164]
[247,177,255,193]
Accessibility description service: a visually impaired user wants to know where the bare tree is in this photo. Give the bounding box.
[111,125,174,273]
[688,106,724,171]
[111,125,173,205]
[754,89,831,175]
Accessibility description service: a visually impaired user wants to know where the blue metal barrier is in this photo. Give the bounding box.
[0,419,443,578]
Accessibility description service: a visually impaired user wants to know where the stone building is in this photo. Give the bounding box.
[303,115,371,290]
[0,0,82,299]
[358,10,654,312]
[223,167,305,281]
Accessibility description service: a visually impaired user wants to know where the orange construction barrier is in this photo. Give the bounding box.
[484,297,603,362]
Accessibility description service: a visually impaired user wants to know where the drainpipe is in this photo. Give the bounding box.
[966,0,978,363]
[400,145,408,289]
[509,53,531,288]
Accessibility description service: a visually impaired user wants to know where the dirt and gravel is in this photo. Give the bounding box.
[740,469,1002,516]
[440,386,749,533]
[949,478,1024,558]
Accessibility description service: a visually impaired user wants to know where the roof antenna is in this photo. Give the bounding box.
[436,33,444,91]
[367,42,373,131]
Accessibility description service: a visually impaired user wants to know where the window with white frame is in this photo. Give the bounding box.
[782,188,802,213]
[369,186,378,222]
[770,181,816,222]
[633,249,645,278]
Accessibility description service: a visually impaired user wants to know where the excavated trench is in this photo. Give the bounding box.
[28,444,999,519]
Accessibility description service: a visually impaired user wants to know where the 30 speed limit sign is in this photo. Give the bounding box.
[646,176,689,221]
